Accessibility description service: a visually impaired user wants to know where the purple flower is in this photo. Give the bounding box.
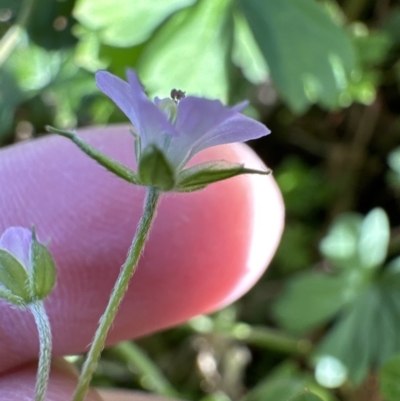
[96,70,270,170]
[0,227,33,271]
[0,227,56,305]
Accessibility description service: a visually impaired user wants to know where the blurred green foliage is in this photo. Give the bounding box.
[1,0,400,400]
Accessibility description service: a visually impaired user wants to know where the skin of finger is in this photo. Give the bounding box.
[0,357,177,401]
[0,359,103,401]
[0,125,284,374]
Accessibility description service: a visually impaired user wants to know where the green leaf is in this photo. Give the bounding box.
[379,354,400,401]
[138,0,233,102]
[240,0,356,113]
[241,368,306,401]
[315,269,400,384]
[273,272,354,334]
[138,145,175,191]
[176,160,270,192]
[232,10,268,84]
[290,391,324,401]
[74,0,196,47]
[357,208,389,270]
[242,362,337,401]
[31,230,56,300]
[4,38,63,92]
[319,213,363,270]
[0,250,31,302]
[46,126,139,185]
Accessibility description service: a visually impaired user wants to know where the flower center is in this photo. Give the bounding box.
[156,89,185,125]
[170,89,186,103]
[157,98,178,124]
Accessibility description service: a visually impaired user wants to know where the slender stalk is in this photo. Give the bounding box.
[73,187,161,401]
[110,341,179,398]
[29,301,52,401]
[0,0,36,68]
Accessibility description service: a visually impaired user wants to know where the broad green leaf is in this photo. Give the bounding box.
[351,28,392,67]
[74,0,196,47]
[290,391,324,401]
[379,354,400,401]
[5,37,62,92]
[273,272,353,334]
[138,0,233,102]
[357,208,389,270]
[138,145,175,191]
[319,213,362,270]
[240,0,356,113]
[315,269,400,384]
[232,11,268,84]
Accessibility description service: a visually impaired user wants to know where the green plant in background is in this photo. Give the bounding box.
[1,0,400,400]
[274,208,395,385]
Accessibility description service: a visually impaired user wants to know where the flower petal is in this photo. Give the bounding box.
[96,71,140,130]
[126,70,177,149]
[169,97,237,166]
[191,113,270,156]
[0,227,32,270]
[231,100,249,113]
[96,70,177,149]
[170,97,269,167]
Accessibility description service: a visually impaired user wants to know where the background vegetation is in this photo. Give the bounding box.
[1,0,400,400]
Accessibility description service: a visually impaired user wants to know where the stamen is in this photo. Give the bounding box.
[170,89,186,103]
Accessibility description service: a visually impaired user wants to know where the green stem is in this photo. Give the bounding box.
[0,0,36,68]
[73,187,161,401]
[188,319,312,356]
[110,342,179,398]
[30,301,52,401]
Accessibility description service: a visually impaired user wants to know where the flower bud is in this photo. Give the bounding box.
[0,227,56,306]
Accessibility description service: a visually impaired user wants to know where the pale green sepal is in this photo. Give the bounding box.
[31,228,56,300]
[176,160,271,192]
[0,287,25,307]
[0,249,31,302]
[46,126,139,185]
[138,145,175,191]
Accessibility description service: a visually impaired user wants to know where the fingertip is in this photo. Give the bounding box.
[217,143,284,307]
[0,359,102,401]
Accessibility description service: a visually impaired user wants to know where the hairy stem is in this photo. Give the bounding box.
[73,187,161,401]
[30,301,52,401]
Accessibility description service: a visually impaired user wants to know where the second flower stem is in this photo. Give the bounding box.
[73,187,161,401]
[30,301,52,401]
